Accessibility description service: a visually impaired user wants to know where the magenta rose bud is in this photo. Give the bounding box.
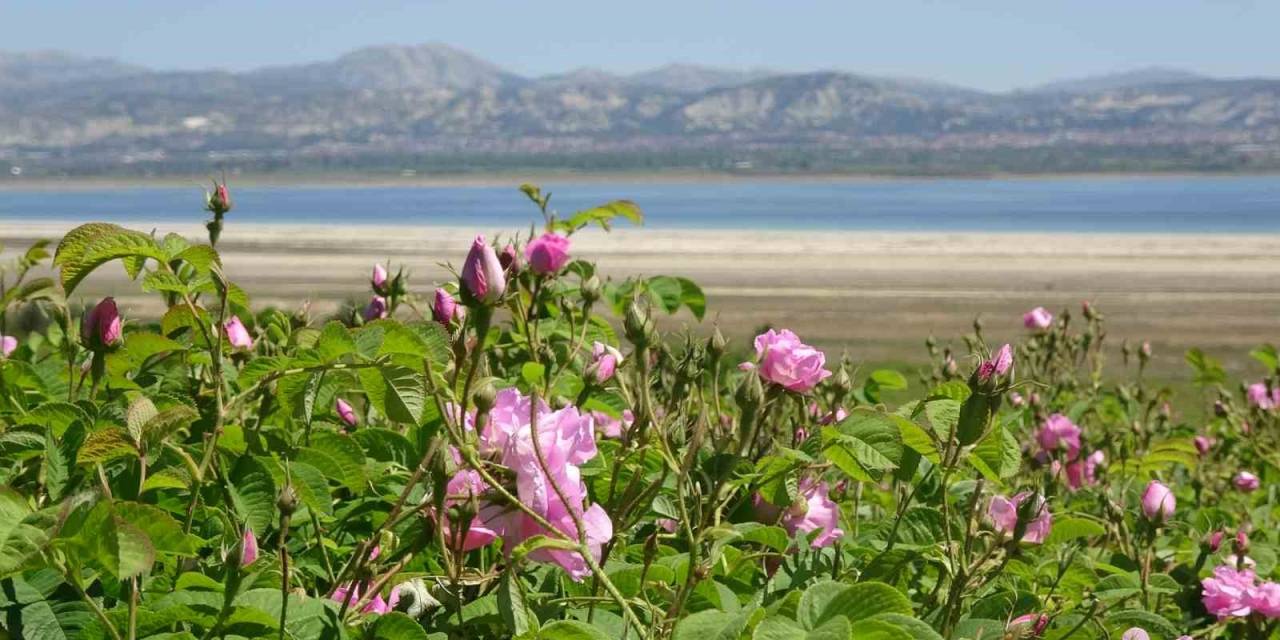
[585,341,622,384]
[1141,480,1176,522]
[241,527,258,566]
[223,315,254,350]
[363,295,388,322]
[82,297,123,349]
[1208,530,1225,552]
[1023,306,1053,330]
[372,263,388,291]
[525,232,571,275]
[499,243,519,273]
[432,288,458,326]
[751,328,832,393]
[461,235,506,304]
[1234,471,1260,492]
[336,398,358,428]
[0,335,16,358]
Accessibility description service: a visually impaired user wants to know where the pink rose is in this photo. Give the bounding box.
[1202,565,1257,619]
[585,342,623,385]
[1036,414,1081,460]
[1247,383,1279,410]
[1121,629,1149,640]
[1250,581,1280,618]
[988,492,1052,544]
[332,581,399,615]
[371,263,388,291]
[1194,435,1214,456]
[432,288,459,326]
[440,469,503,552]
[781,478,845,549]
[591,409,634,439]
[1065,450,1104,490]
[524,233,571,275]
[461,235,506,304]
[363,295,388,321]
[1141,480,1175,522]
[223,315,254,350]
[1023,306,1053,330]
[0,335,16,358]
[751,329,832,393]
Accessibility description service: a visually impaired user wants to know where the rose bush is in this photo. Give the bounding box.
[0,182,1277,640]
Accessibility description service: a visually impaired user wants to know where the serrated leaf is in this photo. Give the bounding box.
[1044,515,1107,545]
[77,428,136,465]
[0,488,50,577]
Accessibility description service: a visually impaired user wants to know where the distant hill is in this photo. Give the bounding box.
[2,47,1278,176]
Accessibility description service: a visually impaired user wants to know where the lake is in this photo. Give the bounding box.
[3,175,1280,232]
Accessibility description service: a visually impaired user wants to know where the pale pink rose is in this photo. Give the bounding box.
[585,342,622,384]
[335,398,358,428]
[1036,414,1081,460]
[524,233,571,275]
[1009,392,1024,407]
[372,263,388,290]
[1247,383,1279,410]
[82,297,122,348]
[977,343,1014,383]
[657,518,678,533]
[461,235,506,304]
[241,527,258,566]
[1023,306,1053,330]
[1250,582,1280,618]
[0,335,16,358]
[363,295,388,321]
[781,478,844,549]
[223,315,254,350]
[751,329,831,393]
[988,492,1052,544]
[819,407,849,426]
[1141,480,1176,522]
[1234,471,1260,492]
[1202,565,1257,619]
[1065,450,1104,490]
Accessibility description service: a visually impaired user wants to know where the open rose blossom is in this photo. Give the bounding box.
[1250,581,1280,618]
[1141,480,1176,522]
[1,335,16,358]
[440,469,503,551]
[332,582,399,615]
[1234,471,1260,492]
[988,492,1052,543]
[525,232,571,275]
[781,478,845,548]
[1023,306,1054,330]
[750,329,832,392]
[1036,414,1081,460]
[1247,383,1279,410]
[461,235,507,304]
[1202,565,1258,619]
[450,388,612,581]
[223,316,254,350]
[591,409,634,439]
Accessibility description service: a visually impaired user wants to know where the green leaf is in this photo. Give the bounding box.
[889,415,940,464]
[847,619,914,640]
[1185,348,1227,386]
[305,430,369,492]
[76,428,136,465]
[55,223,167,293]
[956,392,993,446]
[16,402,90,438]
[821,411,903,482]
[552,200,644,233]
[867,614,944,640]
[373,612,429,640]
[0,488,50,577]
[1250,344,1278,373]
[802,581,912,629]
[114,502,200,557]
[1044,515,1107,545]
[539,620,614,639]
[679,277,706,320]
[499,570,538,636]
[18,598,94,640]
[967,423,1020,482]
[755,455,799,506]
[734,522,790,553]
[672,608,758,640]
[229,456,277,534]
[317,321,357,363]
[360,364,425,424]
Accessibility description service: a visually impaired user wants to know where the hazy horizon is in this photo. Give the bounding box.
[4,0,1279,92]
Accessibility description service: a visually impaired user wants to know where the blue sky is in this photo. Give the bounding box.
[2,0,1276,91]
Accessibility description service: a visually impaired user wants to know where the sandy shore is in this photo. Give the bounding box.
[4,220,1279,373]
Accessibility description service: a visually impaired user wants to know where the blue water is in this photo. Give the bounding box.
[3,175,1280,232]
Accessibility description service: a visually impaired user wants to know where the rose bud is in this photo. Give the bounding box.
[585,341,624,384]
[499,243,519,273]
[1193,435,1213,456]
[82,297,123,350]
[525,232,571,275]
[1207,530,1224,552]
[1,335,16,358]
[1023,306,1053,331]
[241,527,259,566]
[461,235,506,304]
[976,343,1014,385]
[336,398,358,428]
[205,181,232,215]
[372,263,388,292]
[1141,480,1176,522]
[432,288,459,326]
[1234,471,1260,492]
[363,296,388,322]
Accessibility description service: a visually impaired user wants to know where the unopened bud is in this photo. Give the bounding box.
[1214,400,1228,418]
[1235,530,1250,556]
[624,300,652,347]
[708,326,728,359]
[277,485,298,516]
[473,381,498,414]
[581,275,602,305]
[1207,530,1224,552]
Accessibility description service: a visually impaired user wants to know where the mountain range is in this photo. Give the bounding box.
[2,43,1279,176]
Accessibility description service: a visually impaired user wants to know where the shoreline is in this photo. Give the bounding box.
[3,169,1279,192]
